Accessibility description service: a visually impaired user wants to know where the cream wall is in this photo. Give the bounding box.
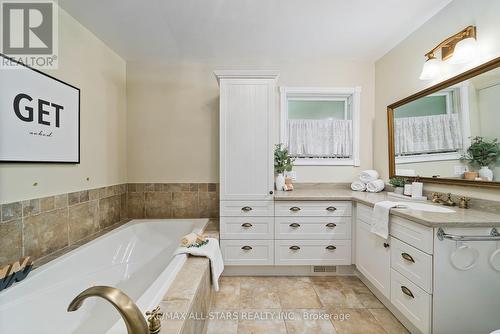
[127,59,374,183]
[0,8,127,204]
[374,0,500,200]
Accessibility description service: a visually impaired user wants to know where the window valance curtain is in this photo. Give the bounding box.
[394,114,463,156]
[287,119,352,158]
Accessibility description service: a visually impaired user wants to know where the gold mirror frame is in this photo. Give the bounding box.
[387,57,500,188]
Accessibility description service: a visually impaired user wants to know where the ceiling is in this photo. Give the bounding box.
[59,0,452,63]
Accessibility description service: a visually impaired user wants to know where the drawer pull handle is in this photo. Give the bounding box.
[401,252,415,263]
[289,223,301,228]
[289,246,301,251]
[326,245,337,250]
[326,206,337,212]
[383,243,390,248]
[241,246,253,251]
[289,207,301,212]
[401,286,415,298]
[241,223,253,228]
[241,206,253,212]
[326,223,337,228]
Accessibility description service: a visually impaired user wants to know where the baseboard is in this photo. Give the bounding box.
[355,269,423,334]
[222,265,355,276]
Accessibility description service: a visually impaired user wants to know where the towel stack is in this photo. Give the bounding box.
[351,170,385,193]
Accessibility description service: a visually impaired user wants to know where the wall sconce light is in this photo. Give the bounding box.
[419,25,477,80]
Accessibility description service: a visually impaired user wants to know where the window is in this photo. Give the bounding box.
[394,85,471,164]
[280,87,361,166]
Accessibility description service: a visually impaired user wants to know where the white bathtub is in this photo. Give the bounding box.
[0,218,208,334]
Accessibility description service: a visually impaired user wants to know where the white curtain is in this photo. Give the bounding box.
[394,114,463,156]
[287,119,352,157]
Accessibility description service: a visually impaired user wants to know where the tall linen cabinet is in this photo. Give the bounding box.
[215,70,279,266]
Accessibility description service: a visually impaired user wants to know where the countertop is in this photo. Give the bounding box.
[274,185,500,228]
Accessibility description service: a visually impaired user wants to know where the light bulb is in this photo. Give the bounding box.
[450,37,478,64]
[419,57,440,80]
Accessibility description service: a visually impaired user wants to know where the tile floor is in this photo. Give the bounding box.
[207,276,409,334]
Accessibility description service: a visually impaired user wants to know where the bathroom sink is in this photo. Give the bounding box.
[396,202,456,213]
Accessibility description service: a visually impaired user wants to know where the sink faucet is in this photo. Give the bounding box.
[431,192,446,204]
[432,192,457,206]
[67,286,149,334]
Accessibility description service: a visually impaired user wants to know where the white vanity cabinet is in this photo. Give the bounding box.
[275,201,352,266]
[355,204,391,299]
[216,71,279,265]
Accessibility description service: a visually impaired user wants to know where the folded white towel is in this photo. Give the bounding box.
[359,170,379,184]
[366,179,385,193]
[351,180,366,192]
[371,201,400,239]
[174,238,224,291]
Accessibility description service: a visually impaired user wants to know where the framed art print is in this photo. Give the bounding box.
[0,53,80,163]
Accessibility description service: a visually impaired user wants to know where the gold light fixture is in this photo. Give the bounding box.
[420,25,477,80]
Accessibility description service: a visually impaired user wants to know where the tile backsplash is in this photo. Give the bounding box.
[0,183,219,266]
[127,183,219,219]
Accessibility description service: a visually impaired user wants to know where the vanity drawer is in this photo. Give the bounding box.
[356,203,373,224]
[220,240,274,265]
[220,201,274,217]
[391,269,432,334]
[275,201,352,217]
[391,237,433,293]
[274,240,351,265]
[390,216,434,254]
[275,217,351,240]
[220,217,274,240]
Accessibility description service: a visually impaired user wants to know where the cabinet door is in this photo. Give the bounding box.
[355,218,391,298]
[219,79,275,200]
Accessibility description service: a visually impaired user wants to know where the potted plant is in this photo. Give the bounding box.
[461,136,500,181]
[389,177,407,194]
[274,144,294,191]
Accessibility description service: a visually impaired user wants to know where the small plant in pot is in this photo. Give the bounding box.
[274,144,294,191]
[461,136,500,181]
[389,177,407,195]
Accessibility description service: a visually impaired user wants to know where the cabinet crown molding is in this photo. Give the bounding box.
[214,70,280,84]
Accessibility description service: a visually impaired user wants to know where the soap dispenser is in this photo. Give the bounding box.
[411,176,424,198]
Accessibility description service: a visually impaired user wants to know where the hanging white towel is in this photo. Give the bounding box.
[351,180,366,192]
[366,179,385,193]
[370,201,400,239]
[174,238,224,291]
[359,170,379,184]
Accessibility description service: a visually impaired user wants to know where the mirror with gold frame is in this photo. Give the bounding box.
[388,57,500,188]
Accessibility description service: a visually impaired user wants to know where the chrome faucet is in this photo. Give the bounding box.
[67,286,149,334]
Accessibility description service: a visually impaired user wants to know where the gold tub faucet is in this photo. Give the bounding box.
[68,286,150,334]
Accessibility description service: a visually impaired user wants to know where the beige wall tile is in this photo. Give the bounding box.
[127,192,145,218]
[1,202,22,221]
[199,192,219,218]
[88,189,100,201]
[145,192,173,219]
[99,195,121,228]
[22,199,40,217]
[40,196,55,212]
[79,190,89,203]
[0,219,22,265]
[68,192,80,206]
[54,194,68,209]
[68,201,99,244]
[24,208,69,260]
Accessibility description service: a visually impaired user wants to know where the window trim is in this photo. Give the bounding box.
[280,86,361,166]
[394,82,471,164]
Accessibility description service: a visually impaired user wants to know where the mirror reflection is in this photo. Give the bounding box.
[393,67,500,182]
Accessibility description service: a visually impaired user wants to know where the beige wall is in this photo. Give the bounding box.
[127,59,374,183]
[0,8,127,204]
[374,0,500,200]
